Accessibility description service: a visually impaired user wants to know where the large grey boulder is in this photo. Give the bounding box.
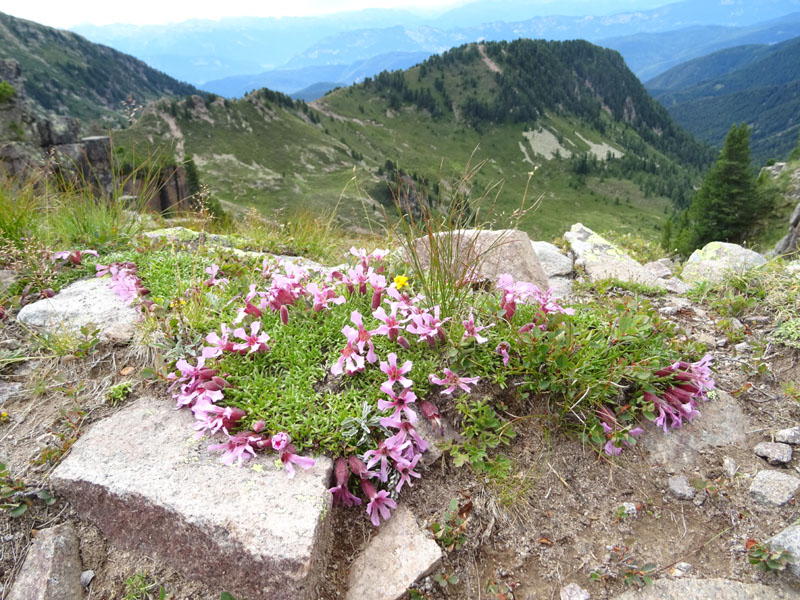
[51,396,333,600]
[7,522,84,600]
[563,224,666,289]
[749,470,800,506]
[411,229,549,289]
[346,505,442,600]
[682,242,766,285]
[16,278,138,344]
[612,577,794,599]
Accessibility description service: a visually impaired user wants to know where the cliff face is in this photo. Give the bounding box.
[0,59,189,212]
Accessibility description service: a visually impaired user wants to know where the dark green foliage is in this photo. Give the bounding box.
[0,12,198,124]
[183,155,200,196]
[0,80,15,103]
[676,124,760,254]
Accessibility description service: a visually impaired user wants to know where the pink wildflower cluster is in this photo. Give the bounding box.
[96,262,149,305]
[497,274,574,326]
[327,261,490,526]
[646,354,715,433]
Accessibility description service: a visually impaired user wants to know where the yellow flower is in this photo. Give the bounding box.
[394,274,409,290]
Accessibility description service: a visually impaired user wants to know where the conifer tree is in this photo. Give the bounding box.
[676,123,757,255]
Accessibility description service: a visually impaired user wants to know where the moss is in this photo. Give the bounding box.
[0,80,15,103]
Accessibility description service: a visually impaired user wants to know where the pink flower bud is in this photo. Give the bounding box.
[280,305,289,325]
[371,290,382,310]
[40,288,55,298]
[271,431,290,452]
[397,336,410,349]
[251,419,266,433]
[348,455,371,479]
[360,478,377,500]
[334,457,349,486]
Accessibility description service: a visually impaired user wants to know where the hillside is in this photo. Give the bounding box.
[0,11,199,126]
[115,39,713,241]
[649,36,800,162]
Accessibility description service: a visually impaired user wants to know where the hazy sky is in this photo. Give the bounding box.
[1,0,465,27]
[0,0,665,28]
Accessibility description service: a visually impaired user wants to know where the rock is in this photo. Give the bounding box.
[50,396,333,600]
[768,524,800,580]
[669,562,693,577]
[560,582,591,600]
[7,522,84,600]
[776,426,800,445]
[411,229,549,290]
[775,201,800,256]
[643,260,673,279]
[668,475,695,500]
[645,391,750,470]
[547,276,574,300]
[531,241,573,277]
[659,306,679,316]
[734,342,751,354]
[414,414,462,470]
[563,224,666,289]
[681,242,767,285]
[80,570,95,589]
[749,470,800,506]
[754,442,793,465]
[723,456,739,478]
[612,577,794,599]
[663,277,690,295]
[0,381,22,405]
[16,278,138,345]
[345,505,441,600]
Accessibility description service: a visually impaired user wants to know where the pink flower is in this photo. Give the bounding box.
[208,431,263,466]
[420,400,442,433]
[361,479,396,527]
[495,342,510,366]
[202,324,235,358]
[279,444,316,479]
[371,305,405,341]
[347,310,377,364]
[363,439,409,483]
[271,431,290,452]
[193,405,246,438]
[307,282,346,312]
[52,249,98,265]
[329,458,362,507]
[394,453,422,492]
[368,272,387,310]
[406,306,450,347]
[378,388,418,423]
[429,368,480,395]
[331,341,366,376]
[462,311,492,344]
[232,322,271,355]
[379,353,413,395]
[204,264,229,287]
[381,417,428,454]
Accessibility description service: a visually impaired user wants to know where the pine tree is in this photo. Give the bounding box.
[676,123,757,255]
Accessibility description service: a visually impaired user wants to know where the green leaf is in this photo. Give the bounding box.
[220,593,238,600]
[9,503,27,517]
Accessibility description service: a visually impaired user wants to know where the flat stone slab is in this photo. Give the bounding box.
[346,505,442,600]
[644,391,749,471]
[768,524,800,580]
[750,470,800,506]
[16,278,138,344]
[612,577,795,599]
[668,475,695,500]
[563,223,666,289]
[682,241,767,286]
[51,396,333,600]
[7,522,84,600]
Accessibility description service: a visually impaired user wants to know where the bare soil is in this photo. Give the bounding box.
[2,290,800,600]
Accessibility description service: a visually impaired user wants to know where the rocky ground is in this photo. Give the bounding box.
[2,227,800,600]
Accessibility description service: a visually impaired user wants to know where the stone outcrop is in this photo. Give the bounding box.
[612,577,794,599]
[682,242,767,285]
[770,164,800,256]
[16,278,139,345]
[50,396,333,600]
[7,522,84,600]
[0,60,188,213]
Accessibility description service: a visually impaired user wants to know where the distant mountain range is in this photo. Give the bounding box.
[648,36,800,161]
[68,0,800,97]
[0,11,197,124]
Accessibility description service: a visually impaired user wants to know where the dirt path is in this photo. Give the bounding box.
[159,111,185,159]
[478,44,503,74]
